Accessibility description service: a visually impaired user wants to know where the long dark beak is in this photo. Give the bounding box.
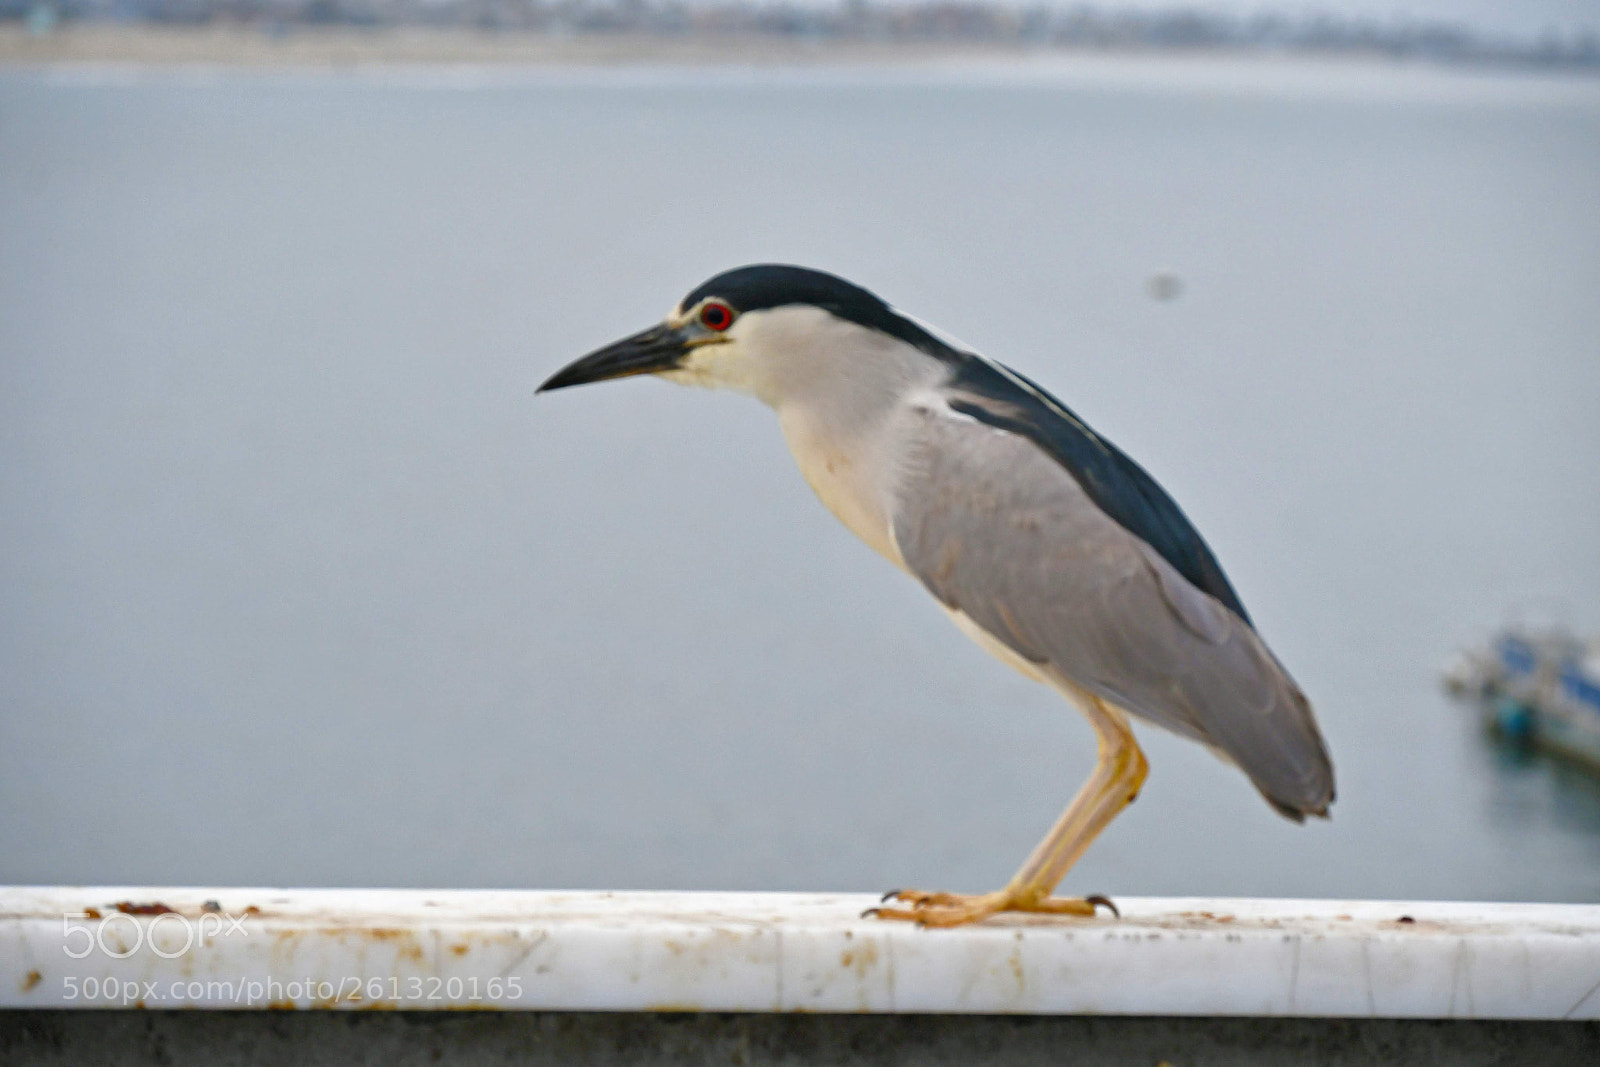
[537,323,693,393]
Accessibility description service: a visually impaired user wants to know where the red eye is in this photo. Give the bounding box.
[699,301,734,332]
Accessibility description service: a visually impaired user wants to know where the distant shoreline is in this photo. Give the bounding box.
[2,25,1063,68]
[3,23,1597,73]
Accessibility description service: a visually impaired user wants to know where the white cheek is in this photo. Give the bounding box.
[658,354,720,390]
[660,344,750,392]
[658,322,778,402]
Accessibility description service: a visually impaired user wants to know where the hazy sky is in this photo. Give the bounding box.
[1083,2,1600,37]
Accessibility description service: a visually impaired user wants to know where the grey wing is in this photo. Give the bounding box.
[890,401,1334,819]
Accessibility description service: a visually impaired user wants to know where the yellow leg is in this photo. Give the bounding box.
[869,690,1148,928]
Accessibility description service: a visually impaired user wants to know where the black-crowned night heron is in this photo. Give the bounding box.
[538,264,1335,926]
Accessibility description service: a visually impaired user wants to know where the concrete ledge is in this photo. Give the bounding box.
[4,1010,1599,1066]
[4,888,1600,1019]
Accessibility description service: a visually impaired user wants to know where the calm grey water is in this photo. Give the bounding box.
[2,59,1598,903]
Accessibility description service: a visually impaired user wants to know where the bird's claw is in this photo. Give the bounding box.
[878,889,964,909]
[1085,893,1120,918]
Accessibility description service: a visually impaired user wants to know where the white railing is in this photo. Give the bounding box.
[3,887,1598,1018]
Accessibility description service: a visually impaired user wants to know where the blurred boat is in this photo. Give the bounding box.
[1443,626,1600,772]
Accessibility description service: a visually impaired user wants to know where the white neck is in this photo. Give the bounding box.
[665,305,947,567]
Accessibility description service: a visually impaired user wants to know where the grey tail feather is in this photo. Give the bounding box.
[1256,681,1335,823]
[1263,787,1335,823]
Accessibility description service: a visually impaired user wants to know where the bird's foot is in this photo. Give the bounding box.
[864,888,1118,927]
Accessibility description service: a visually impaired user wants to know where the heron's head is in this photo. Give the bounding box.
[537,264,959,408]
